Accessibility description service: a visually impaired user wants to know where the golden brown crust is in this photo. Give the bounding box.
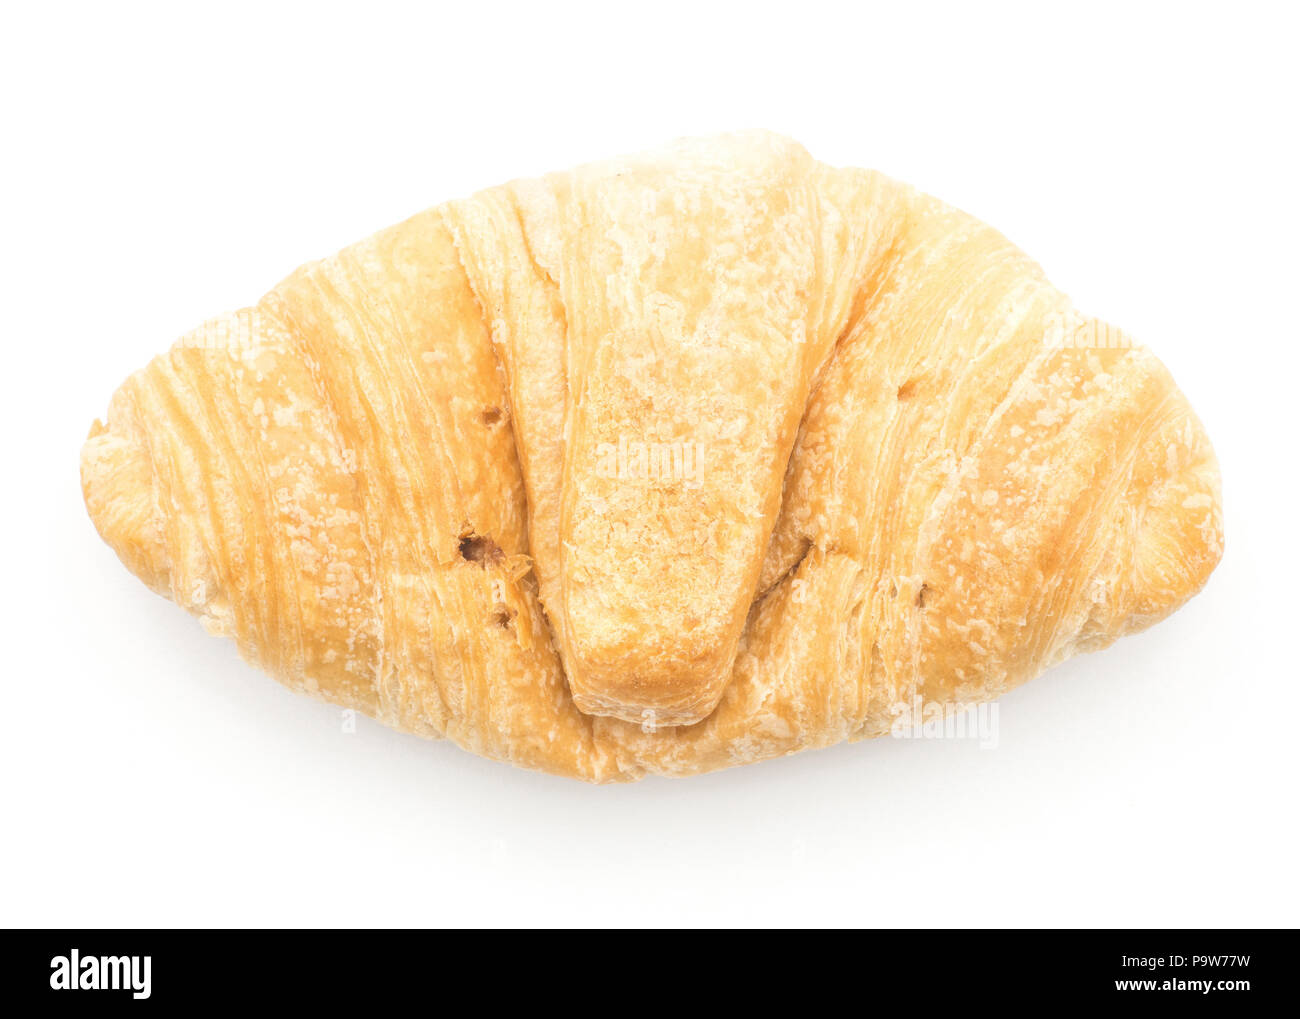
[81,132,1223,781]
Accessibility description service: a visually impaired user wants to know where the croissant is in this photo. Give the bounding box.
[81,132,1223,781]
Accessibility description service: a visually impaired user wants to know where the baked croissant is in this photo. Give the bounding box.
[81,132,1223,781]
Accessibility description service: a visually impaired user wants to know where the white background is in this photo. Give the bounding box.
[2,1,1297,928]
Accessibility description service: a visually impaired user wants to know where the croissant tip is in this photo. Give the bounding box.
[81,418,170,597]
